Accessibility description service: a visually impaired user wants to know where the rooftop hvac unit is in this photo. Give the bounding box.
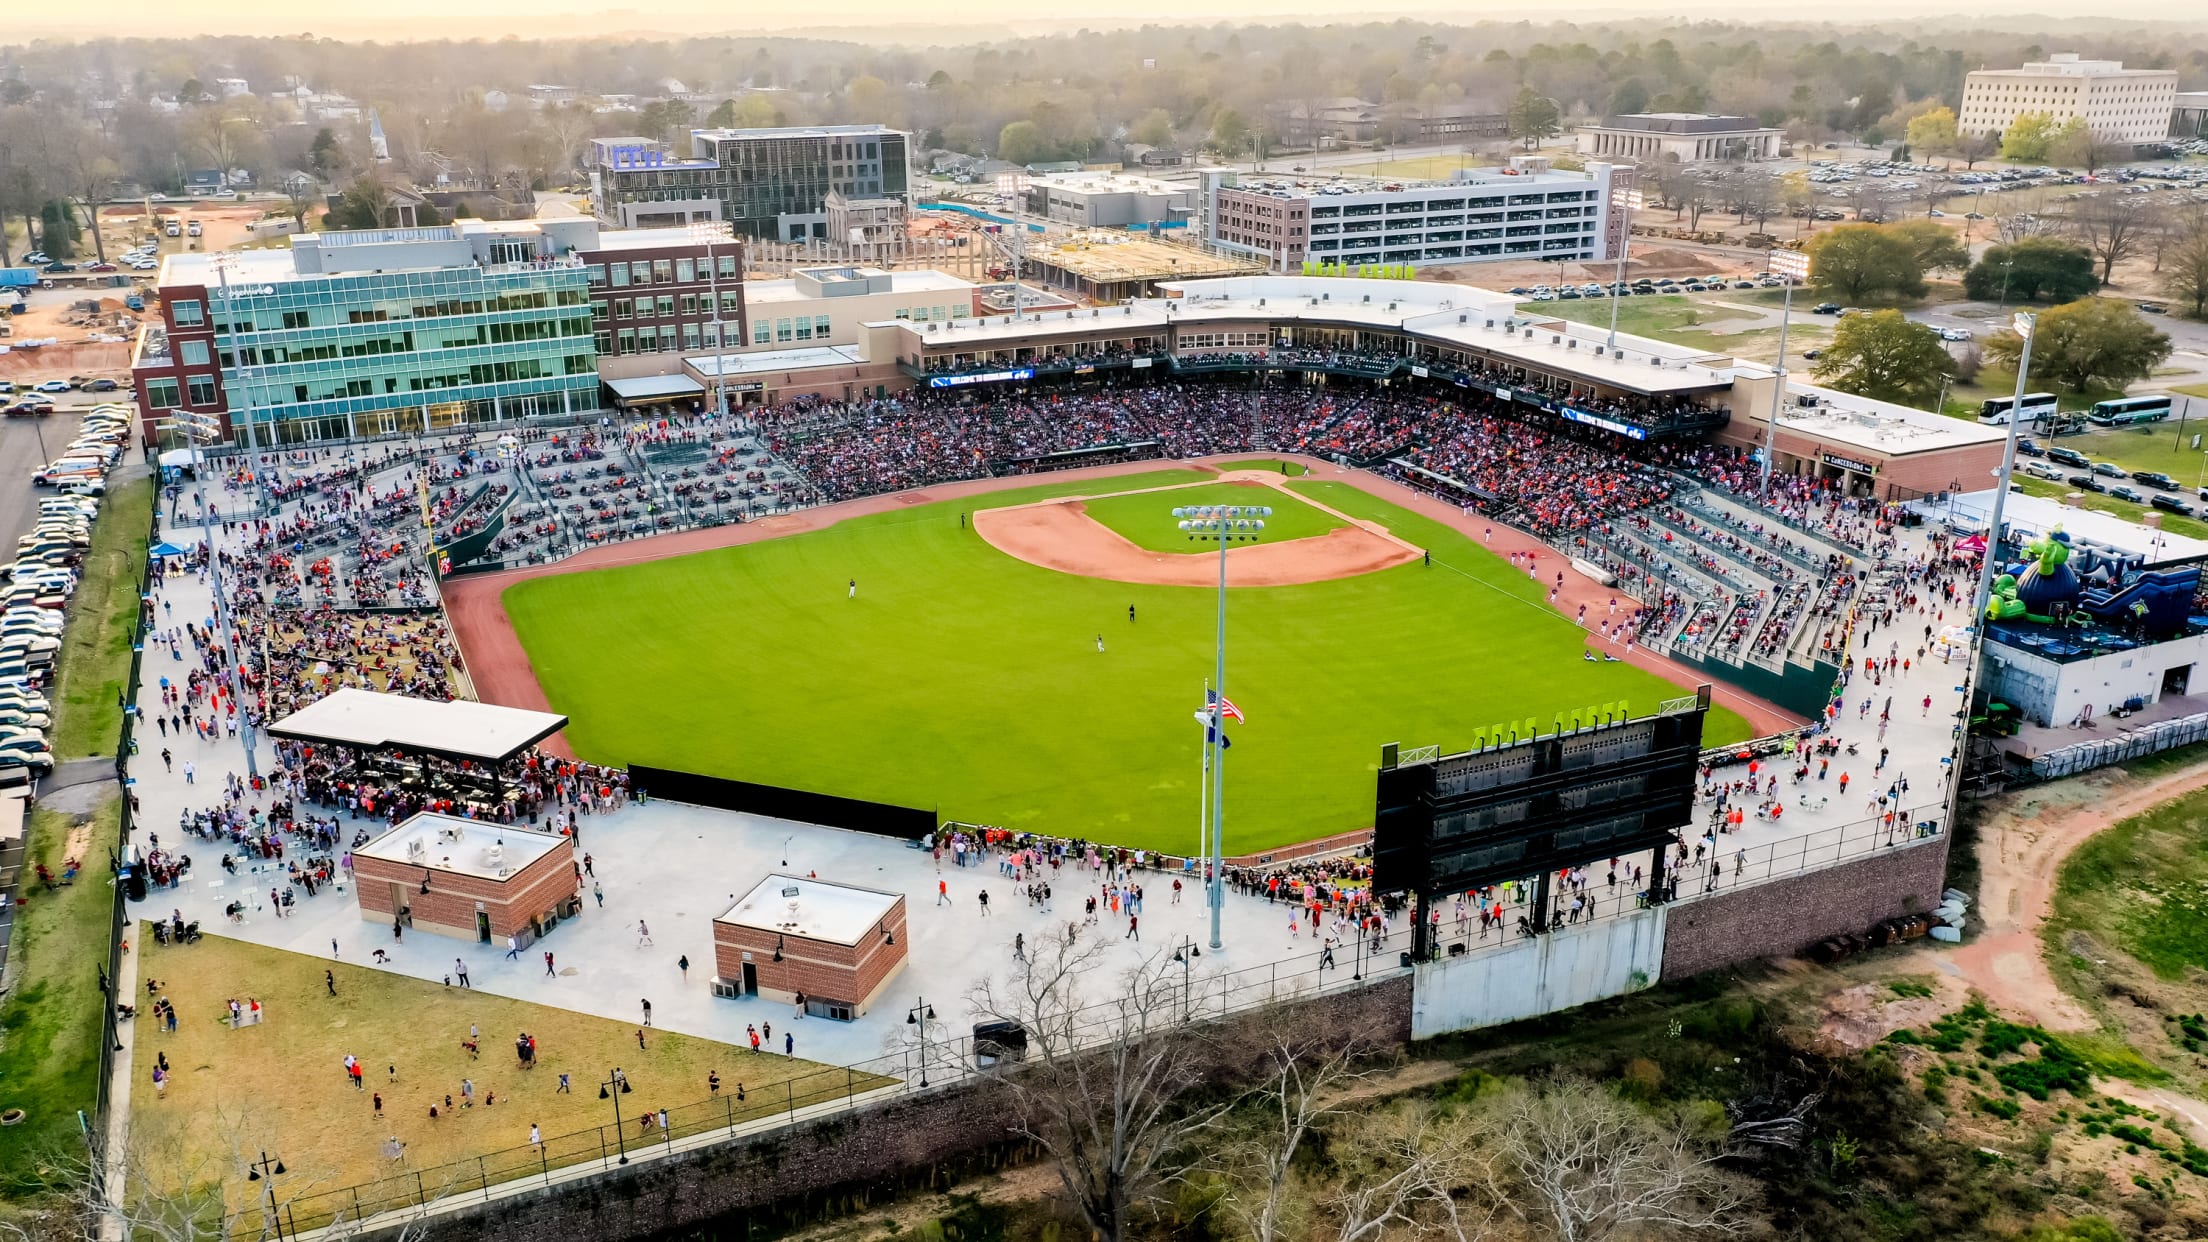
[1796,394,1819,409]
[1486,319,1496,329]
[1258,298,1266,306]
[1594,346,1605,356]
[1124,306,1132,315]
[1651,357,1663,367]
[1568,339,1577,349]
[1459,314,1468,323]
[1552,335,1561,344]
[1322,292,1330,300]
[1363,294,1372,303]
[1387,302,1397,311]
[1524,329,1534,339]
[928,322,939,331]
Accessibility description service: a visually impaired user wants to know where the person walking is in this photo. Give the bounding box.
[530,1123,541,1151]
[325,970,338,996]
[544,951,556,977]
[784,1032,793,1057]
[937,879,949,906]
[1126,913,1139,941]
[593,881,603,908]
[1095,633,1105,653]
[677,954,689,981]
[641,998,653,1027]
[455,958,472,988]
[848,579,857,599]
[636,920,653,947]
[505,935,521,961]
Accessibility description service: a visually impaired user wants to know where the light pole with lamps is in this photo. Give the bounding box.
[599,1068,634,1164]
[1760,280,1794,500]
[688,220,738,431]
[1170,937,1200,1022]
[244,1149,286,1240]
[905,999,937,1087]
[1971,310,2040,623]
[1171,503,1268,951]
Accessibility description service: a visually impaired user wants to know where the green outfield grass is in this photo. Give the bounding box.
[504,473,1750,853]
[1080,480,1345,553]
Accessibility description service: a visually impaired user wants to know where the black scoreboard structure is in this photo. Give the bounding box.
[1373,686,1711,961]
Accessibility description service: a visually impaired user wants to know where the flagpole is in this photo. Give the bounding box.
[1197,678,1211,889]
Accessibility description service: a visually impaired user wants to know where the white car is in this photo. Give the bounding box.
[33,381,71,394]
[0,709,52,731]
[1940,327,1973,342]
[59,480,106,498]
[0,739,53,774]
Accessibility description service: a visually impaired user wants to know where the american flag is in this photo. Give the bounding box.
[1205,690,1246,724]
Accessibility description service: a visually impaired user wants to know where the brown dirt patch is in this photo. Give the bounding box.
[972,492,1418,588]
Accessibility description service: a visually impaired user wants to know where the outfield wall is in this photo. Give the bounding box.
[1411,905,1666,1038]
[630,764,937,840]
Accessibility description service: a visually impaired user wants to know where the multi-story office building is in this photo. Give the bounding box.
[1209,159,1620,269]
[2176,92,2208,138]
[587,125,911,241]
[131,217,753,446]
[1958,53,2179,145]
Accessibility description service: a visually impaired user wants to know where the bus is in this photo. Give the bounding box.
[1980,392,2059,426]
[2087,394,2174,427]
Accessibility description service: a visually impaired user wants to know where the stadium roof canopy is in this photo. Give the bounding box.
[267,688,567,765]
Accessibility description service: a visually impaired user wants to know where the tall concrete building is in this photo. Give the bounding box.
[587,125,912,241]
[1958,53,2179,145]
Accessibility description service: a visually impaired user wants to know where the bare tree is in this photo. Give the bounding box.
[1954,131,1999,170]
[1211,1020,1385,1242]
[1491,1076,1754,1242]
[1995,211,2056,246]
[2162,209,2208,319]
[1320,1103,1501,1242]
[2051,124,2124,177]
[2063,189,2155,287]
[970,936,1236,1242]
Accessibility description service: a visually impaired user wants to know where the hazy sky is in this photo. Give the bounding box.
[7,1,2202,42]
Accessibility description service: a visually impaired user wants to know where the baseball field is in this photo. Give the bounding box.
[500,467,1751,854]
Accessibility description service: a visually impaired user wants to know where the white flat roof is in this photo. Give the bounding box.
[267,688,567,763]
[1727,371,2010,457]
[715,873,901,946]
[744,270,972,304]
[687,344,865,378]
[1925,488,2208,562]
[355,812,566,881]
[605,374,705,400]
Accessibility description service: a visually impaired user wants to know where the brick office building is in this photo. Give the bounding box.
[352,813,580,944]
[712,875,909,1021]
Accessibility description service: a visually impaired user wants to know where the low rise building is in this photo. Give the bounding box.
[2173,92,2208,139]
[588,125,912,240]
[1575,114,1783,162]
[352,813,579,944]
[1958,53,2179,146]
[1022,171,1202,230]
[712,875,909,1020]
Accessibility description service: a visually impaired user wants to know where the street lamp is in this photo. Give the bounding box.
[598,1068,633,1165]
[1760,279,1794,500]
[905,999,937,1087]
[245,1149,287,1240]
[1170,503,1268,951]
[1170,937,1200,1022]
[1970,311,2039,625]
[688,220,738,432]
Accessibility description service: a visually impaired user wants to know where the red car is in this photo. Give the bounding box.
[85,263,118,273]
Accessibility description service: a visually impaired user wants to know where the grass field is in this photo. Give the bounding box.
[1080,480,1344,553]
[49,475,152,758]
[131,930,875,1221]
[1517,294,1760,339]
[505,472,1749,852]
[0,799,120,1195]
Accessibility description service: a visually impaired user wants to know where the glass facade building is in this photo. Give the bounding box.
[589,126,911,240]
[139,252,600,447]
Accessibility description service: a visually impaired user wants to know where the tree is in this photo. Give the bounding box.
[308,127,344,179]
[38,199,80,259]
[1964,236,2098,302]
[1999,112,2061,163]
[970,937,1234,1242]
[997,119,1054,166]
[1128,108,1175,149]
[1885,218,1968,274]
[2050,122,2121,176]
[2162,220,2208,318]
[1494,1076,1754,1242]
[1813,310,1958,406]
[1208,109,1252,159]
[1985,297,2172,392]
[1954,131,1999,170]
[1507,88,1561,151]
[323,176,397,231]
[1904,107,1958,163]
[636,98,695,147]
[1805,224,1926,303]
[2062,189,2154,285]
[702,98,738,128]
[59,124,122,263]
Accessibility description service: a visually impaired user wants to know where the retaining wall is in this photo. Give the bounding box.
[1659,838,1950,979]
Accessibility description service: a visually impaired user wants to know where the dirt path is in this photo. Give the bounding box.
[1939,761,2208,1034]
[972,473,1419,587]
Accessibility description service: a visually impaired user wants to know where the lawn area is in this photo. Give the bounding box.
[1080,480,1344,553]
[48,475,153,759]
[1518,294,1758,339]
[0,798,121,1195]
[2044,418,2208,489]
[504,473,1748,853]
[1325,154,1497,180]
[2007,475,2208,541]
[131,930,879,1228]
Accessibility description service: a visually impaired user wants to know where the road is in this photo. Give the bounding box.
[1898,299,2208,395]
[0,405,92,555]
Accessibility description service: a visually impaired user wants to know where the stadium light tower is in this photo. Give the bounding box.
[688,219,738,428]
[158,409,261,781]
[1170,503,1269,951]
[1971,311,2039,623]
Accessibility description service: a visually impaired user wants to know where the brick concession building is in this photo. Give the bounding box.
[353,813,580,944]
[713,875,909,1020]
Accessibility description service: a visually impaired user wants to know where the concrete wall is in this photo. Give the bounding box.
[403,973,1412,1242]
[1659,838,1949,978]
[1411,905,1666,1039]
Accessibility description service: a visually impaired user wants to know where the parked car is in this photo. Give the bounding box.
[2070,474,2108,493]
[1812,303,1842,314]
[2022,461,2066,481]
[2092,462,2129,479]
[2014,438,2044,457]
[2047,447,2091,468]
[2110,485,2146,503]
[2153,495,2196,517]
[32,380,70,394]
[1939,327,1973,342]
[2134,471,2178,491]
[0,738,52,775]
[83,378,118,393]
[2139,302,2169,314]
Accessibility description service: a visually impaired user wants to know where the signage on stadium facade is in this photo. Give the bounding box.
[1561,406,1649,441]
[1411,365,1430,377]
[928,368,1036,389]
[1822,452,1880,475]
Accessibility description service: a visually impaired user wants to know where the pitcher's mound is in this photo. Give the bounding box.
[975,498,1418,587]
